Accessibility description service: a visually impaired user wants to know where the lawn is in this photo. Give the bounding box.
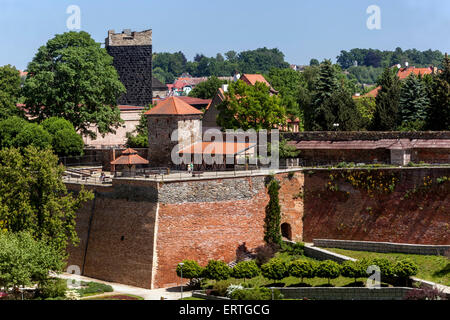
[84,294,144,300]
[323,248,450,286]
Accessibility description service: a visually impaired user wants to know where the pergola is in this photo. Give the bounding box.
[111,148,149,176]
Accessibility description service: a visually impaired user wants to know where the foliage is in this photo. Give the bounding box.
[23,31,126,139]
[65,289,81,300]
[254,243,279,266]
[232,261,260,280]
[38,278,67,299]
[231,287,282,300]
[404,286,447,300]
[0,147,94,252]
[426,53,450,130]
[280,241,305,256]
[315,260,341,284]
[372,67,402,130]
[0,231,65,290]
[203,260,231,281]
[226,284,244,298]
[399,74,429,130]
[125,104,151,148]
[176,260,204,280]
[370,258,396,280]
[394,260,418,279]
[278,139,300,159]
[41,117,84,156]
[347,66,384,85]
[340,260,366,282]
[354,97,376,130]
[260,258,288,281]
[76,281,113,297]
[0,65,23,120]
[189,76,227,99]
[337,48,444,69]
[0,116,28,148]
[288,260,315,282]
[13,123,52,150]
[264,179,282,245]
[217,80,286,131]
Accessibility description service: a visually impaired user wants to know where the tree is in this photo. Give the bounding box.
[0,65,23,120]
[232,260,260,281]
[203,260,231,281]
[309,59,320,66]
[22,31,126,139]
[398,74,429,130]
[288,260,315,283]
[217,80,286,131]
[372,68,402,130]
[321,87,361,131]
[125,105,151,148]
[189,76,227,99]
[426,53,450,130]
[12,123,52,150]
[394,260,418,286]
[0,231,65,291]
[316,260,341,284]
[340,260,366,283]
[41,117,84,156]
[0,116,28,148]
[264,179,282,245]
[176,260,204,285]
[260,258,288,282]
[0,147,93,253]
[237,47,289,74]
[355,97,376,130]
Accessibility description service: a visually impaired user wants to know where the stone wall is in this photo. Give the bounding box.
[276,287,415,300]
[282,131,450,141]
[314,239,450,255]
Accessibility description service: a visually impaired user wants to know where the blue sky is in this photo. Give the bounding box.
[1,0,449,70]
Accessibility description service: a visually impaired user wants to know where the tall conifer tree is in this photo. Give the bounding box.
[426,53,450,130]
[398,74,429,130]
[372,68,401,130]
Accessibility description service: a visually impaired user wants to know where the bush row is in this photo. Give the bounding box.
[177,257,418,285]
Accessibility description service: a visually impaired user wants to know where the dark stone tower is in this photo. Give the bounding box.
[105,29,153,106]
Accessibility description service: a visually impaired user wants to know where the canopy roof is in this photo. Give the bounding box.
[111,148,149,165]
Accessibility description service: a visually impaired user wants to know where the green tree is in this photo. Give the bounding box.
[12,122,52,150]
[309,59,320,66]
[0,147,93,253]
[288,260,315,283]
[203,260,231,281]
[0,116,28,148]
[217,80,286,131]
[0,65,23,120]
[426,53,450,130]
[398,74,429,130]
[176,260,204,283]
[260,258,288,282]
[316,260,341,284]
[189,76,227,99]
[125,105,151,148]
[22,31,126,139]
[355,97,376,130]
[0,231,65,291]
[340,260,366,283]
[394,260,418,286]
[232,260,260,281]
[264,179,281,245]
[41,117,84,156]
[372,68,402,130]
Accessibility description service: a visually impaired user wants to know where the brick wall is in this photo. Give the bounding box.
[302,168,450,244]
[282,131,450,141]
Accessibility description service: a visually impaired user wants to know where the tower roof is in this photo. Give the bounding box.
[145,97,203,116]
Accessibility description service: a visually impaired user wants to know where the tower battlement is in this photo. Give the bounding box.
[106,29,152,46]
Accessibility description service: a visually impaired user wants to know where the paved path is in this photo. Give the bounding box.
[57,273,191,300]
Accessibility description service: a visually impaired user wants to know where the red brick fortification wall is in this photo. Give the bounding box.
[302,168,450,244]
[66,180,158,289]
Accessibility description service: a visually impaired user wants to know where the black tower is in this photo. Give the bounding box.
[105,29,153,106]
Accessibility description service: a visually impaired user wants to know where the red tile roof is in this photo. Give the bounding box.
[111,148,149,165]
[179,142,255,155]
[161,96,211,107]
[145,97,203,116]
[397,67,434,80]
[240,74,278,93]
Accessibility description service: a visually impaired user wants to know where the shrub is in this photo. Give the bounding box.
[212,280,237,297]
[264,179,282,245]
[281,241,304,256]
[12,122,52,150]
[176,260,204,280]
[369,258,396,281]
[394,260,418,286]
[341,260,366,283]
[76,281,113,296]
[38,278,68,299]
[404,287,447,300]
[226,284,244,298]
[203,260,231,281]
[288,260,315,282]
[316,260,341,284]
[41,117,84,156]
[231,287,283,300]
[254,243,279,266]
[261,258,288,282]
[232,261,260,280]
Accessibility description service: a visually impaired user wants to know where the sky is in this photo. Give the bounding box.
[1,0,449,70]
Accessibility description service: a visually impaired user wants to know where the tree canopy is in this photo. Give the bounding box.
[372,68,402,130]
[426,53,450,130]
[22,31,126,139]
[0,65,23,120]
[188,76,227,99]
[0,146,93,253]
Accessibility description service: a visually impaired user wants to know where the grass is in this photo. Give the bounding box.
[84,293,144,300]
[74,281,114,297]
[323,248,450,286]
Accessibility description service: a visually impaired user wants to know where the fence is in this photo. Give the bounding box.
[60,155,102,167]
